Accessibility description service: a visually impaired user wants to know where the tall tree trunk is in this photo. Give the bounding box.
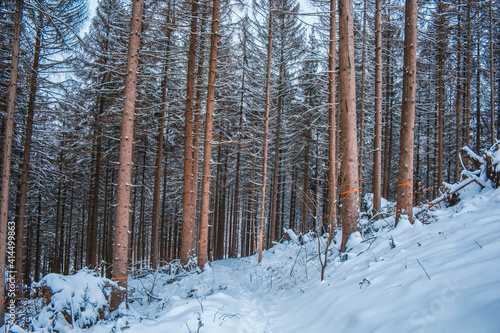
[23,216,32,289]
[382,67,391,199]
[327,0,337,238]
[34,193,41,282]
[88,99,104,269]
[250,138,257,256]
[54,184,62,273]
[59,189,66,272]
[111,0,144,311]
[191,7,209,246]
[314,131,322,232]
[396,0,418,225]
[476,30,481,153]
[301,130,311,235]
[15,16,41,295]
[197,0,221,269]
[321,0,337,281]
[289,167,297,231]
[137,150,147,268]
[465,0,472,153]
[216,156,227,260]
[180,0,199,266]
[338,0,360,252]
[490,0,496,144]
[104,166,113,278]
[64,187,74,275]
[151,28,171,269]
[211,151,221,261]
[455,0,462,182]
[270,43,284,247]
[257,0,275,263]
[160,148,169,261]
[231,56,246,257]
[79,203,87,270]
[437,0,445,188]
[0,0,23,323]
[359,0,367,194]
[372,0,383,216]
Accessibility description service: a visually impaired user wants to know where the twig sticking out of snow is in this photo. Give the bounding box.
[416,259,431,280]
[359,278,371,290]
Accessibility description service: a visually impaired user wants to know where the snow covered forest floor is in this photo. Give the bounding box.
[13,182,500,332]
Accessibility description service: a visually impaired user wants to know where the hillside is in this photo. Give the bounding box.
[24,183,500,332]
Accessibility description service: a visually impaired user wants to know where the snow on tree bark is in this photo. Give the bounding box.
[111,0,144,311]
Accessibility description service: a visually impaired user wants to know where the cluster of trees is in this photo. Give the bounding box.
[0,0,497,318]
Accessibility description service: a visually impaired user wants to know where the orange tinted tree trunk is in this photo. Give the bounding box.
[338,0,360,252]
[111,0,144,311]
[198,0,221,269]
[180,0,199,267]
[395,0,418,225]
[359,0,367,194]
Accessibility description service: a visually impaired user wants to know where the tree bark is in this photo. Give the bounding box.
[0,0,23,323]
[437,0,445,188]
[34,193,41,282]
[301,130,311,235]
[88,99,104,269]
[465,0,472,151]
[490,0,495,144]
[257,0,275,263]
[476,32,481,153]
[15,16,41,295]
[151,26,172,269]
[231,50,247,257]
[327,0,337,234]
[63,187,74,275]
[396,0,418,225]
[137,149,147,268]
[180,0,199,267]
[455,0,462,182]
[321,0,337,281]
[338,0,360,252]
[197,0,221,269]
[270,32,285,247]
[191,7,209,248]
[359,0,367,194]
[372,0,383,216]
[111,0,144,311]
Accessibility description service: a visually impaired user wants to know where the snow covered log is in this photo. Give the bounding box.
[461,142,500,188]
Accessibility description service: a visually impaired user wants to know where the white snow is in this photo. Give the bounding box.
[29,269,117,331]
[14,184,500,332]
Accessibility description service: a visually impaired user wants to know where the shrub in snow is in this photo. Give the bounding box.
[30,269,117,331]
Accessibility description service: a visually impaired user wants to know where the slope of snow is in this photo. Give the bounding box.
[18,184,500,332]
